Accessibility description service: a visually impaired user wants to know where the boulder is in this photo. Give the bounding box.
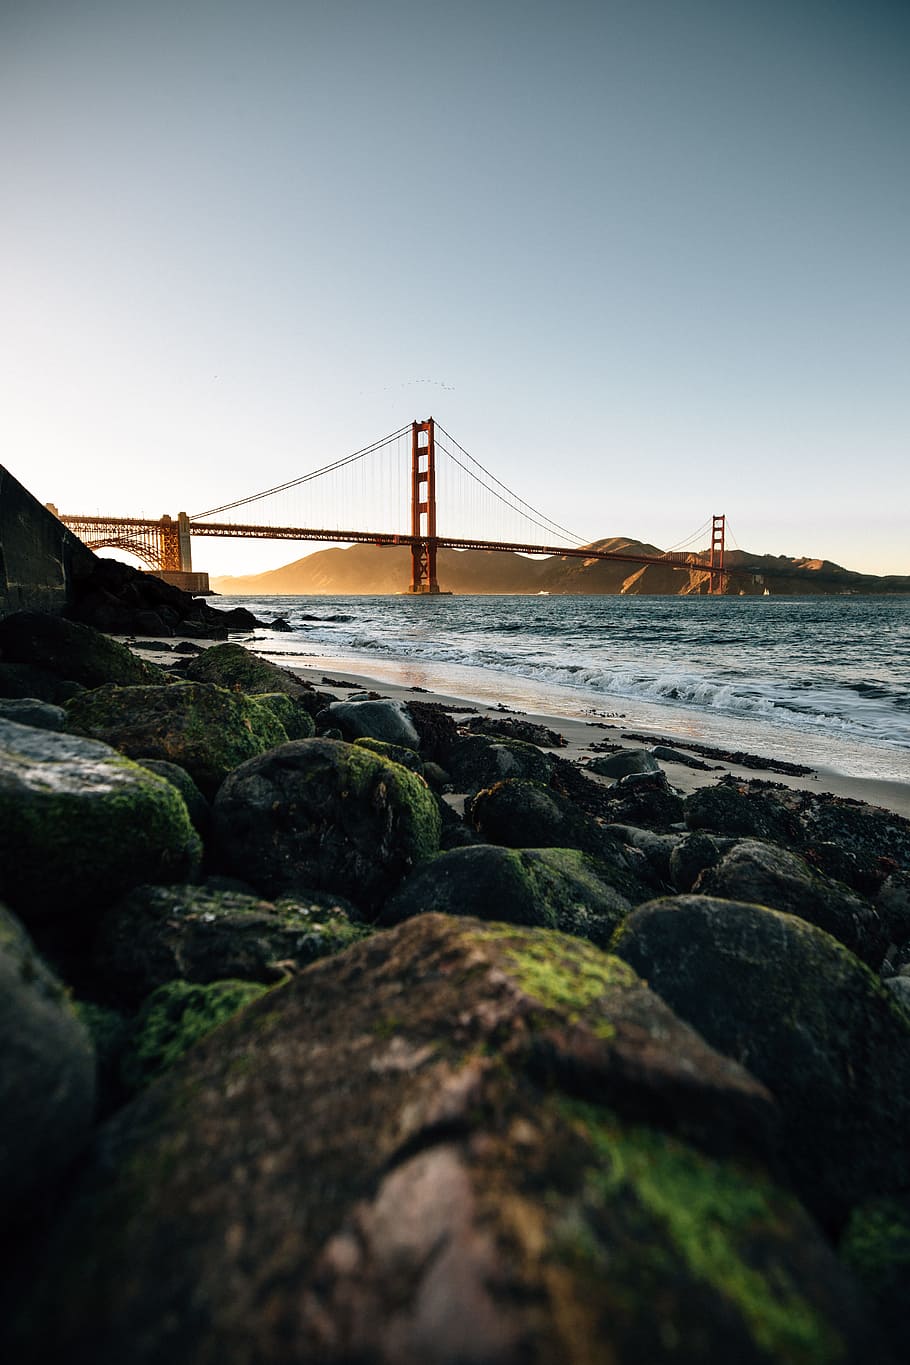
[0,719,201,921]
[840,1195,910,1355]
[380,844,630,947]
[353,736,425,774]
[695,839,887,966]
[0,610,165,688]
[587,747,660,779]
[0,697,66,731]
[614,894,910,1230]
[402,699,459,762]
[135,760,210,837]
[323,698,421,750]
[668,830,729,891]
[687,778,910,896]
[92,883,369,1005]
[606,824,680,882]
[182,641,309,697]
[0,906,95,1221]
[66,681,289,798]
[212,738,441,911]
[6,916,883,1365]
[602,770,686,831]
[445,733,552,792]
[876,872,910,946]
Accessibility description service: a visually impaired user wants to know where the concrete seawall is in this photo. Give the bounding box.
[0,465,97,618]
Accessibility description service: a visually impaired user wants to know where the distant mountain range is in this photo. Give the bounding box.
[211,537,910,597]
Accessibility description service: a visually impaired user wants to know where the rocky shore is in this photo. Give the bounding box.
[3,601,910,1363]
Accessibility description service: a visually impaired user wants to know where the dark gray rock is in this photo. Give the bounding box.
[587,747,660,779]
[380,844,630,947]
[135,760,211,838]
[0,610,165,688]
[614,894,910,1230]
[212,738,441,912]
[93,882,369,1005]
[0,697,66,731]
[324,698,421,750]
[0,906,95,1220]
[695,839,887,967]
[668,831,728,891]
[446,732,552,793]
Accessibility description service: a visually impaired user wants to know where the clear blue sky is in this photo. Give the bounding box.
[2,0,908,576]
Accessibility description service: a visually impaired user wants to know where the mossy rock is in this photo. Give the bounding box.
[695,838,886,967]
[8,915,882,1364]
[183,642,308,696]
[120,978,269,1091]
[353,736,425,774]
[93,883,370,1005]
[254,692,316,740]
[74,1000,131,1116]
[0,610,165,688]
[212,737,441,911]
[381,844,630,947]
[0,719,202,920]
[470,779,655,904]
[1,905,96,1221]
[66,681,289,797]
[614,894,910,1231]
[135,759,210,836]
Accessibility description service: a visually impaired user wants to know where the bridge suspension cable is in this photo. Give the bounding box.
[662,519,712,554]
[189,424,412,521]
[434,423,588,547]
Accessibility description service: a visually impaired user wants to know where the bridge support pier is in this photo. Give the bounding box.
[409,417,440,594]
[709,514,726,594]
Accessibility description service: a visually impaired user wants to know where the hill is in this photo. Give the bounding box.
[212,539,910,596]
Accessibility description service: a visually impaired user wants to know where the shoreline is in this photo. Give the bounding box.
[137,635,910,820]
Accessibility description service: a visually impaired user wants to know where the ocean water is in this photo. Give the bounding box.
[218,593,910,784]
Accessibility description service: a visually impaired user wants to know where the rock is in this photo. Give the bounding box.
[687,778,910,896]
[587,747,660,778]
[614,894,910,1230]
[353,736,426,774]
[650,744,715,770]
[270,618,293,631]
[602,770,686,831]
[135,760,211,837]
[0,906,96,1221]
[120,978,269,1091]
[0,720,201,921]
[74,1000,131,1117]
[0,697,66,730]
[183,641,309,697]
[446,733,552,792]
[380,844,630,947]
[7,915,882,1365]
[92,883,369,1005]
[884,976,910,1010]
[668,830,729,891]
[403,699,459,762]
[606,824,680,882]
[253,692,316,740]
[695,839,887,967]
[876,872,910,945]
[212,738,441,911]
[0,610,165,688]
[466,714,568,747]
[470,777,611,855]
[324,698,421,750]
[0,661,84,704]
[66,681,289,798]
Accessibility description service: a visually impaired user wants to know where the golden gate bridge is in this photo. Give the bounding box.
[50,419,729,594]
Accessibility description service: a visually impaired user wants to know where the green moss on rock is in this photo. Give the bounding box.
[353,736,425,774]
[254,692,315,740]
[183,642,306,696]
[66,681,289,796]
[561,1101,845,1365]
[121,978,269,1091]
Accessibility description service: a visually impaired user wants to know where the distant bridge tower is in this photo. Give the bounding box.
[409,417,439,593]
[709,514,726,594]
